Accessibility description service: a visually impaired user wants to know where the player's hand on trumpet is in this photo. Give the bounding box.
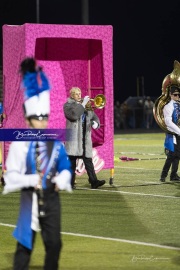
[81,96,90,107]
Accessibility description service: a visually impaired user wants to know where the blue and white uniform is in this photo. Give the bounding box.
[2,57,72,270]
[163,100,180,151]
[3,140,72,249]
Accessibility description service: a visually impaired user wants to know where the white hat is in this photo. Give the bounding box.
[24,90,50,119]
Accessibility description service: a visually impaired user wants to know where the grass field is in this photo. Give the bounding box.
[0,132,180,269]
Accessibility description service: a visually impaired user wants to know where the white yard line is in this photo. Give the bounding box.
[62,232,180,251]
[77,187,180,199]
[114,166,161,170]
[1,185,179,252]
[102,189,180,199]
[0,222,179,251]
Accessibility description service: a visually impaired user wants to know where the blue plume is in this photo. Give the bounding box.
[22,71,50,99]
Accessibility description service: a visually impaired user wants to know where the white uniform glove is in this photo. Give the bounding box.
[92,121,99,129]
[52,170,72,193]
[3,172,39,194]
[81,96,90,107]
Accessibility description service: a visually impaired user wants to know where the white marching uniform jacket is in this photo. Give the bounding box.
[163,100,180,151]
[3,141,72,249]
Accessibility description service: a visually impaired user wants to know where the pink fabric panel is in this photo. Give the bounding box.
[41,61,67,129]
[3,25,25,128]
[36,38,90,61]
[90,41,104,88]
[2,25,26,169]
[3,24,114,170]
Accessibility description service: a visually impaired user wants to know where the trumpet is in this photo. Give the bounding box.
[82,94,106,111]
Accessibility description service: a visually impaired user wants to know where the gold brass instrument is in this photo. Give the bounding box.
[153,60,180,133]
[83,94,106,110]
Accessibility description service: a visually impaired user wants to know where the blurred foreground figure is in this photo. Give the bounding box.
[3,57,72,270]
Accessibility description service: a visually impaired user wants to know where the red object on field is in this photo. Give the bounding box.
[120,156,139,161]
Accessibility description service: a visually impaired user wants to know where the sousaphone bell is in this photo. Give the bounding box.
[153,60,180,133]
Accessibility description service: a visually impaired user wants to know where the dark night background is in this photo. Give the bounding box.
[1,0,180,104]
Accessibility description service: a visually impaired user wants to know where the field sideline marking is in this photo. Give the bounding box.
[0,222,179,251]
[77,187,180,199]
[102,188,180,199]
[115,166,163,170]
[114,165,167,171]
[62,232,180,251]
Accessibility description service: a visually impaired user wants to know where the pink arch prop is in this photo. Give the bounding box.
[2,23,114,175]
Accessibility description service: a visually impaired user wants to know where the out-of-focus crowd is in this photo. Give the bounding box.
[114,96,156,130]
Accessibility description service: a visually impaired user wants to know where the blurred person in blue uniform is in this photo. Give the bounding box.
[3,57,72,270]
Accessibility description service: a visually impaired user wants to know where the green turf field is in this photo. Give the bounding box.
[0,132,180,269]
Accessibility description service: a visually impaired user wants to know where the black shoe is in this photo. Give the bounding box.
[91,180,106,189]
[160,177,165,182]
[170,176,180,181]
[0,176,5,186]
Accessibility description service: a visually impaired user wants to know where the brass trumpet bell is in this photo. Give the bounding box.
[85,94,106,110]
[91,94,106,109]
